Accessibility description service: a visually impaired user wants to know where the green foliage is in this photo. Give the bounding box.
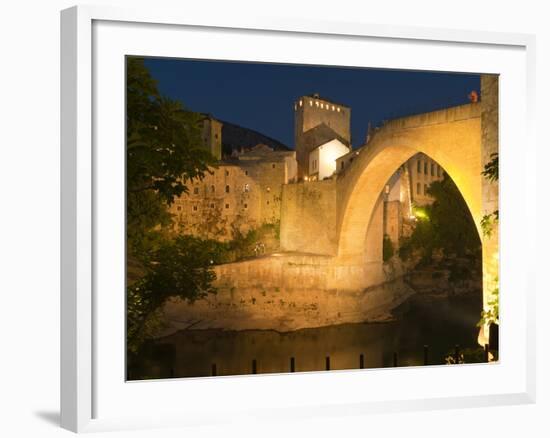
[481,152,499,183]
[399,175,481,268]
[127,236,221,352]
[382,234,394,262]
[477,280,499,327]
[126,58,219,351]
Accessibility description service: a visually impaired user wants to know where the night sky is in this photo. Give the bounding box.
[144,57,480,149]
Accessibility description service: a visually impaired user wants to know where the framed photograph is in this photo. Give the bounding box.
[61,5,536,433]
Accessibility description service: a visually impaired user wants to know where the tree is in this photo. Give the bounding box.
[399,174,481,271]
[125,58,218,350]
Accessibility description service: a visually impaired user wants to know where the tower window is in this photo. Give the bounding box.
[225,185,230,193]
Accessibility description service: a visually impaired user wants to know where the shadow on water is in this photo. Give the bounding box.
[129,292,483,380]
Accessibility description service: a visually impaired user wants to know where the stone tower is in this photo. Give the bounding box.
[294,94,351,179]
[200,114,223,161]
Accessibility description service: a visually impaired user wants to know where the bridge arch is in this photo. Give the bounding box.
[336,104,482,266]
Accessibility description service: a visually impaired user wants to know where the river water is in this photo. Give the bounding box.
[129,291,484,380]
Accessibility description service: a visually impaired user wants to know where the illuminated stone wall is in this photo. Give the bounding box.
[479,74,499,344]
[170,148,296,241]
[162,253,414,332]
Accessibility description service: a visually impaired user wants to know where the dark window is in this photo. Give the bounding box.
[177,206,181,211]
[272,164,276,169]
[267,200,270,205]
[341,162,344,170]
[437,166,441,177]
[194,187,199,195]
[193,205,198,212]
[424,162,428,175]
[431,163,434,176]
[244,203,248,209]
[211,185,215,193]
[417,160,421,173]
[424,184,428,194]
[245,170,249,176]
[225,203,229,209]
[417,183,421,194]
[225,185,230,193]
[210,203,214,208]
[225,170,229,176]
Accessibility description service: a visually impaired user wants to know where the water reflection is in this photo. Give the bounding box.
[129,292,483,380]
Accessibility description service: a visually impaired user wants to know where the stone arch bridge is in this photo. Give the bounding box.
[280,82,499,341]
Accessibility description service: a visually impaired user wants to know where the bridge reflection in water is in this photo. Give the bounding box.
[129,292,484,380]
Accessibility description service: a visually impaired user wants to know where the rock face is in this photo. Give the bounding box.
[161,254,415,335]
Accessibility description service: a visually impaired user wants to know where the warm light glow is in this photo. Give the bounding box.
[299,100,303,107]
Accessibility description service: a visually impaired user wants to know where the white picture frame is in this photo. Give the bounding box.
[60,4,537,433]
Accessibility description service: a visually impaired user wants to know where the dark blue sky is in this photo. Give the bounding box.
[144,57,480,148]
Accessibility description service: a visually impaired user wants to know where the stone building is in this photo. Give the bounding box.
[294,94,351,179]
[170,143,296,241]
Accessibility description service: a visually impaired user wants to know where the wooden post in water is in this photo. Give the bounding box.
[454,345,460,364]
[393,352,398,367]
[484,344,490,362]
[424,345,429,365]
[211,363,217,377]
[252,359,257,374]
[325,356,331,371]
[290,357,295,373]
[359,354,364,369]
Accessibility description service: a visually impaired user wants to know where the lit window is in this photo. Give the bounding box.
[225,185,230,193]
[266,187,271,192]
[332,105,335,111]
[337,107,340,112]
[315,101,319,107]
[244,184,250,192]
[417,183,421,194]
[309,101,313,106]
[299,100,303,107]
[320,103,324,109]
